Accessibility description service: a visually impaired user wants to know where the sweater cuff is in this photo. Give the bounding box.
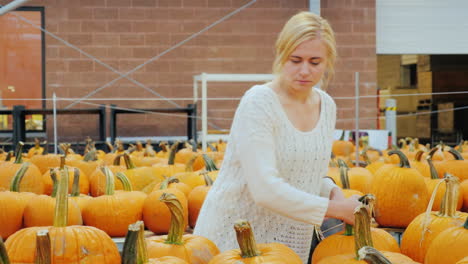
[320,177,338,198]
[308,196,329,225]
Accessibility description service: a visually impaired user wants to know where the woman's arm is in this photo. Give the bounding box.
[326,187,361,225]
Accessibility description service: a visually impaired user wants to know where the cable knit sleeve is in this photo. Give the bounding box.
[233,90,329,226]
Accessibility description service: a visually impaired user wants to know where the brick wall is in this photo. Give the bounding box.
[3,0,377,142]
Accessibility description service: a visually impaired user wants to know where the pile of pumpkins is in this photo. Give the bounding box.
[0,135,468,263]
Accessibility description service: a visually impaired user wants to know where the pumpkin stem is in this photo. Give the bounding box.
[207,143,217,152]
[447,148,464,161]
[203,154,218,172]
[420,177,446,243]
[102,167,115,196]
[116,172,133,192]
[50,169,59,198]
[387,150,411,168]
[113,154,122,166]
[414,150,424,162]
[83,149,97,162]
[158,142,168,153]
[168,142,180,165]
[5,151,13,161]
[70,168,81,197]
[123,152,137,170]
[9,162,30,192]
[136,221,147,264]
[438,173,460,217]
[361,151,371,166]
[202,172,213,186]
[354,205,373,259]
[234,220,261,258]
[35,229,51,264]
[158,176,173,190]
[188,139,197,152]
[13,141,24,164]
[59,155,65,170]
[426,157,440,180]
[135,141,144,152]
[53,166,70,227]
[0,236,10,264]
[122,222,140,264]
[185,154,198,172]
[359,194,377,220]
[358,246,392,264]
[337,159,351,189]
[427,147,439,159]
[344,224,354,236]
[464,216,468,230]
[160,192,185,245]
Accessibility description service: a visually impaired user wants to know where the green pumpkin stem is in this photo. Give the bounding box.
[339,130,346,141]
[438,173,459,217]
[122,222,140,264]
[13,141,24,164]
[70,168,81,197]
[203,154,218,172]
[168,142,180,165]
[113,154,122,166]
[426,157,440,180]
[9,162,30,192]
[185,154,198,172]
[53,166,70,227]
[5,151,13,162]
[159,176,173,190]
[102,167,115,196]
[50,169,59,198]
[136,221,147,264]
[160,192,185,245]
[0,236,10,264]
[354,205,373,259]
[234,220,261,258]
[115,172,133,192]
[358,246,392,264]
[344,224,354,236]
[464,216,468,229]
[448,148,464,161]
[387,150,411,168]
[59,155,65,170]
[123,152,137,170]
[83,149,97,162]
[202,172,213,186]
[35,229,51,264]
[337,159,351,189]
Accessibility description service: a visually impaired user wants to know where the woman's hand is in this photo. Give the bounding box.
[326,193,362,225]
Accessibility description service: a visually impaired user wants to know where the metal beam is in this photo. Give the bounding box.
[0,0,30,16]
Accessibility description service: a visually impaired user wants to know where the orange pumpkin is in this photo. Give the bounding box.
[42,157,89,195]
[425,158,463,211]
[457,256,468,264]
[146,193,219,263]
[152,176,192,197]
[371,150,429,228]
[357,246,419,264]
[436,149,468,181]
[5,166,121,263]
[152,142,185,179]
[0,142,44,194]
[26,138,45,158]
[188,173,213,229]
[65,149,102,178]
[401,173,468,262]
[82,167,146,237]
[332,130,354,157]
[121,221,189,264]
[88,155,126,197]
[122,152,163,191]
[461,179,468,212]
[424,216,468,264]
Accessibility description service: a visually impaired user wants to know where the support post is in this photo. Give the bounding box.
[385,99,397,146]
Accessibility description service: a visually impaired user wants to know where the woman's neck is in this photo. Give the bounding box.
[269,78,314,104]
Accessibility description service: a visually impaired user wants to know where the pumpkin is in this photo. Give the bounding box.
[311,195,400,264]
[424,216,468,264]
[0,236,11,264]
[122,221,189,264]
[152,142,185,179]
[316,205,416,264]
[461,179,468,212]
[332,130,355,157]
[334,160,372,194]
[457,256,468,264]
[146,193,219,263]
[65,149,102,178]
[42,156,89,195]
[143,178,188,234]
[410,150,430,178]
[69,168,92,213]
[35,229,51,264]
[370,150,429,228]
[436,148,468,181]
[208,219,302,264]
[176,154,218,189]
[88,155,126,197]
[357,246,419,264]
[0,142,44,194]
[82,167,146,237]
[425,158,463,211]
[188,173,213,229]
[23,167,83,227]
[5,166,121,263]
[400,173,467,262]
[0,163,35,239]
[152,176,192,197]
[27,138,45,158]
[122,152,163,191]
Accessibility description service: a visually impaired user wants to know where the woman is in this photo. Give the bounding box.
[193,11,361,263]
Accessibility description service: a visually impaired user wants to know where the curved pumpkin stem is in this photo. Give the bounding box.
[337,159,350,189]
[202,172,213,186]
[354,205,373,259]
[50,169,59,198]
[83,149,97,162]
[0,236,10,264]
[438,173,460,217]
[13,141,24,164]
[9,162,30,192]
[203,154,218,172]
[123,152,137,170]
[102,167,115,196]
[53,166,70,227]
[122,221,147,264]
[185,154,198,172]
[159,176,178,190]
[113,154,122,166]
[414,150,424,162]
[160,192,185,245]
[426,157,440,180]
[168,142,180,165]
[70,168,81,197]
[388,150,411,168]
[234,220,261,258]
[358,246,392,264]
[447,148,464,161]
[5,151,13,162]
[115,172,133,192]
[35,229,51,264]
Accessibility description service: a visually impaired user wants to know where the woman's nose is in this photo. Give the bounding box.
[299,62,311,75]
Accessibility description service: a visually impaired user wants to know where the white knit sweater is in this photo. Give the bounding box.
[193,84,337,263]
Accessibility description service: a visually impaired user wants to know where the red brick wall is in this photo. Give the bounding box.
[3,0,377,142]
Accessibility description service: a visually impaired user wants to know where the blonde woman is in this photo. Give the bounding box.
[194,11,360,263]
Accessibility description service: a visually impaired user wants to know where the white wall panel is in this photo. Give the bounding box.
[377,0,468,54]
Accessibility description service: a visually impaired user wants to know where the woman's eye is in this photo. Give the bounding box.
[310,62,320,66]
[291,60,301,64]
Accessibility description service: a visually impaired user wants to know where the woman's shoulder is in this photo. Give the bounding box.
[240,84,276,107]
[315,88,336,109]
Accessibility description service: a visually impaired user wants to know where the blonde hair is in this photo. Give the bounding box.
[273,11,337,90]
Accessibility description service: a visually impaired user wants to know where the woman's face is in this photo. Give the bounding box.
[279,38,328,93]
